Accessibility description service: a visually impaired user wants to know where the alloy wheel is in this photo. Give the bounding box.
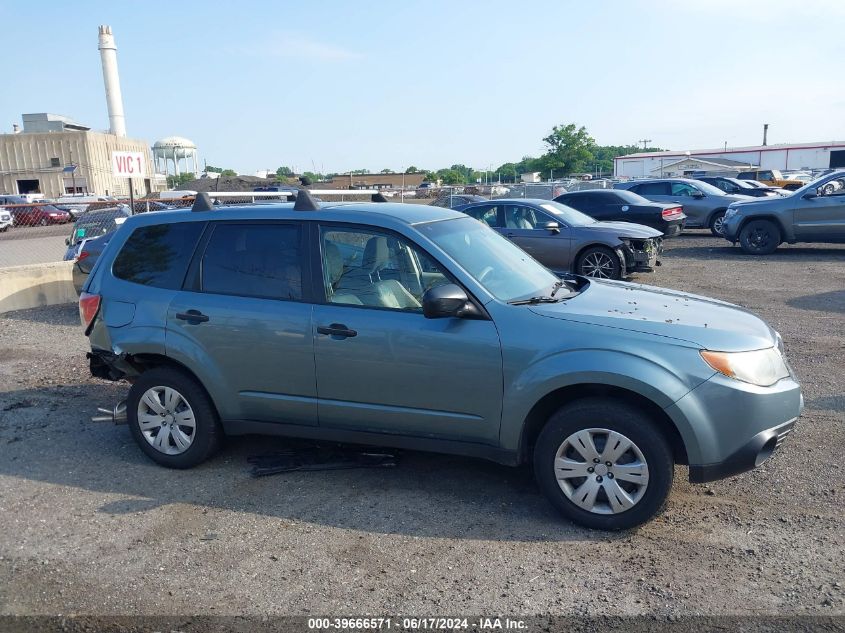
[711,215,726,235]
[553,428,650,515]
[748,227,772,249]
[136,386,196,455]
[580,252,616,278]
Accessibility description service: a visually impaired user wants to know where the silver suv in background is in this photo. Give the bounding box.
[614,178,750,236]
[722,170,845,254]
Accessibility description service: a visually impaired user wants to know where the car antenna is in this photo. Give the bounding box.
[293,189,320,211]
[371,192,388,203]
[191,192,214,212]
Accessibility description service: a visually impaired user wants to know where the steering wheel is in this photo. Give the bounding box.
[477,266,494,283]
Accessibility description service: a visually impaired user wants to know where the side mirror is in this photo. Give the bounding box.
[422,284,479,319]
[691,191,705,198]
[543,220,560,234]
[803,191,818,200]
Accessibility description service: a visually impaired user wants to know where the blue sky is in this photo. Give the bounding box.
[1,0,843,175]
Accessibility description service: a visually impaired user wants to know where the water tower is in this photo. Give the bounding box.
[153,136,199,177]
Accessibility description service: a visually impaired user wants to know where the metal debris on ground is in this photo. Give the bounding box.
[248,444,398,477]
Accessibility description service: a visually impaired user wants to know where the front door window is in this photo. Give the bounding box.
[321,227,452,310]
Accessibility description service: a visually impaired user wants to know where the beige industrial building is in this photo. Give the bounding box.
[0,113,163,198]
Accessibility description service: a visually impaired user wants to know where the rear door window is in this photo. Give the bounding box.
[200,223,303,301]
[632,182,671,195]
[113,222,204,288]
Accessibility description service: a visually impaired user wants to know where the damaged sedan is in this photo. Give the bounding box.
[453,198,662,279]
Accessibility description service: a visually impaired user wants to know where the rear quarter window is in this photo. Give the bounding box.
[112,222,204,289]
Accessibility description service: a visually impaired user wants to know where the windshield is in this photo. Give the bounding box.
[536,201,597,226]
[794,171,845,196]
[418,216,560,302]
[690,180,731,196]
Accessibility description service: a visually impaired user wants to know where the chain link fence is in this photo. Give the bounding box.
[0,179,622,268]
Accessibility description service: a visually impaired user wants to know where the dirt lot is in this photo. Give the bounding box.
[0,232,843,621]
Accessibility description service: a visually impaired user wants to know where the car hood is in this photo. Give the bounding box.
[582,221,663,238]
[729,196,788,211]
[529,279,777,352]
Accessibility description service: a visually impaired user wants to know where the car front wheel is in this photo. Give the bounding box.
[127,367,222,468]
[533,399,674,530]
[738,219,781,255]
[576,246,622,280]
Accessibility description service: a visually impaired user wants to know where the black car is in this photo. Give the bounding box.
[697,177,779,198]
[63,207,131,261]
[72,232,114,293]
[430,193,487,209]
[554,189,686,237]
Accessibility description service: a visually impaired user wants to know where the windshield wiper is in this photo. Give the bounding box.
[549,280,567,298]
[508,296,561,305]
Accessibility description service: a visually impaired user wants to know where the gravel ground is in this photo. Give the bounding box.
[0,232,843,622]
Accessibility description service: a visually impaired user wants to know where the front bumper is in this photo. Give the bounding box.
[665,371,802,483]
[689,418,795,483]
[620,237,663,273]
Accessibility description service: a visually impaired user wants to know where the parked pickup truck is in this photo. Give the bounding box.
[736,170,804,191]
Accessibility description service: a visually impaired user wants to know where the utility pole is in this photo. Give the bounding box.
[638,139,652,150]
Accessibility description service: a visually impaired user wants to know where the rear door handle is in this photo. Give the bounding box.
[176,310,209,323]
[317,323,357,338]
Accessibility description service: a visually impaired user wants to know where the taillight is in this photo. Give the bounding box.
[76,250,90,262]
[662,206,683,220]
[79,292,101,330]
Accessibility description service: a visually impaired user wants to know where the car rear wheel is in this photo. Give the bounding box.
[533,399,674,530]
[39,217,48,227]
[127,367,222,469]
[709,211,726,237]
[576,246,621,280]
[739,219,781,255]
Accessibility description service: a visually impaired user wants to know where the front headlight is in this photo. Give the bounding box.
[700,347,790,387]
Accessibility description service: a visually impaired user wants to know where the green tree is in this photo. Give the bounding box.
[167,172,196,188]
[406,166,419,174]
[541,123,596,176]
[220,169,237,177]
[275,166,294,178]
[204,166,223,173]
[380,168,393,174]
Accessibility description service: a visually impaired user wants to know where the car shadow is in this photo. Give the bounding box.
[804,394,845,413]
[786,290,845,314]
[0,383,611,543]
[1,302,79,325]
[665,244,845,262]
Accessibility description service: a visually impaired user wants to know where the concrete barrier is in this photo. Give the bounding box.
[0,261,77,314]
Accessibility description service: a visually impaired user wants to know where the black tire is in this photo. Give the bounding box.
[738,219,781,255]
[533,398,674,530]
[709,210,726,237]
[127,367,222,468]
[576,246,622,280]
[39,217,48,227]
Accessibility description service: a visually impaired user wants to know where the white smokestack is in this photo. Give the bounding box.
[97,25,127,137]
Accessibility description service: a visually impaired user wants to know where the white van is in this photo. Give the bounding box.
[159,190,197,201]
[56,194,117,214]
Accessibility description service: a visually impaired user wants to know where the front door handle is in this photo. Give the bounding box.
[317,323,357,338]
[176,310,209,323]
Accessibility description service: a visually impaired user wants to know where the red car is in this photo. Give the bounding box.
[10,204,71,227]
